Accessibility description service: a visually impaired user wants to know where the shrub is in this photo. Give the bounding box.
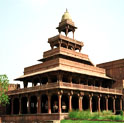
[120,110,123,116]
[68,110,124,121]
[101,110,112,116]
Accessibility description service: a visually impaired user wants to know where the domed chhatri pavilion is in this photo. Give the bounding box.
[1,10,123,122]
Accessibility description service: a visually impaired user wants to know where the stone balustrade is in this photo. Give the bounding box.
[7,82,122,96]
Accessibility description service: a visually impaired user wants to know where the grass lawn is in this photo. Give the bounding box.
[61,120,124,123]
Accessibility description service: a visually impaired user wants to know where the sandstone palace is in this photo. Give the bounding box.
[0,10,124,123]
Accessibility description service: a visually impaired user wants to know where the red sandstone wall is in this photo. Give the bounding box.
[1,114,67,123]
[97,59,124,89]
[8,84,20,91]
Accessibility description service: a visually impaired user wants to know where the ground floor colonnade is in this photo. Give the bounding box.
[6,90,123,115]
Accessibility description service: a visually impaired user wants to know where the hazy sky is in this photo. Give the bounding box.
[0,0,124,84]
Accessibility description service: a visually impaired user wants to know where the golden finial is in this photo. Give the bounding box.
[61,9,72,21]
[66,8,68,12]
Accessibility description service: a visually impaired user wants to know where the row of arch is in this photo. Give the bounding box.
[6,93,122,115]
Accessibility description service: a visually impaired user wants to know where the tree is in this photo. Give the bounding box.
[0,74,9,105]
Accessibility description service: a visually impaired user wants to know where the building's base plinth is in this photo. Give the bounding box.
[0,113,68,123]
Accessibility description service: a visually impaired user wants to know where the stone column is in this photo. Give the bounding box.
[79,96,83,111]
[89,95,92,112]
[98,96,100,112]
[65,26,68,36]
[48,95,51,114]
[72,30,75,39]
[69,95,72,111]
[59,40,62,48]
[37,95,41,114]
[11,98,14,115]
[120,98,122,111]
[69,75,72,84]
[48,76,51,84]
[78,78,81,84]
[19,97,21,114]
[105,97,108,111]
[23,81,28,88]
[58,95,62,113]
[57,72,62,83]
[113,97,115,114]
[27,96,30,114]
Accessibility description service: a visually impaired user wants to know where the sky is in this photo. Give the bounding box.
[0,0,124,85]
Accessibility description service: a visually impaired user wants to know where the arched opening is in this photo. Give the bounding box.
[21,97,28,114]
[108,97,113,112]
[83,95,89,110]
[41,94,48,113]
[115,97,120,111]
[100,97,106,111]
[6,99,11,114]
[92,96,98,112]
[51,95,58,113]
[72,95,78,110]
[13,98,19,114]
[61,95,69,113]
[30,96,37,114]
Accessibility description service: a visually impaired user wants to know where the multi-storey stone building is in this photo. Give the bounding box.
[0,10,123,123]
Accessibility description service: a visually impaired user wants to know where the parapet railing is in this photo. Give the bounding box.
[59,82,122,95]
[7,82,122,96]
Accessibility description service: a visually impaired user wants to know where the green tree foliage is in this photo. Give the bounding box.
[0,74,9,105]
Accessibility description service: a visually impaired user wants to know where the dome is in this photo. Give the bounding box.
[61,9,72,22]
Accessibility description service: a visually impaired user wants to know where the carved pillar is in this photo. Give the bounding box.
[58,95,62,113]
[19,97,21,114]
[120,98,122,111]
[89,95,92,112]
[11,97,14,115]
[78,78,81,84]
[57,72,62,83]
[59,40,62,48]
[113,97,115,113]
[69,95,72,111]
[65,26,68,36]
[72,30,75,39]
[50,44,54,49]
[48,95,51,114]
[48,76,51,84]
[69,74,72,84]
[79,47,82,52]
[27,96,30,114]
[79,96,83,111]
[37,95,41,114]
[105,96,108,111]
[98,96,100,112]
[23,81,28,88]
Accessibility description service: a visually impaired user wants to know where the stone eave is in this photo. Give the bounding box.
[48,34,83,46]
[15,65,112,81]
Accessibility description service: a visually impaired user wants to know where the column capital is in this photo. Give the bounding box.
[89,93,93,98]
[112,96,116,100]
[105,95,109,99]
[58,90,63,95]
[68,91,73,96]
